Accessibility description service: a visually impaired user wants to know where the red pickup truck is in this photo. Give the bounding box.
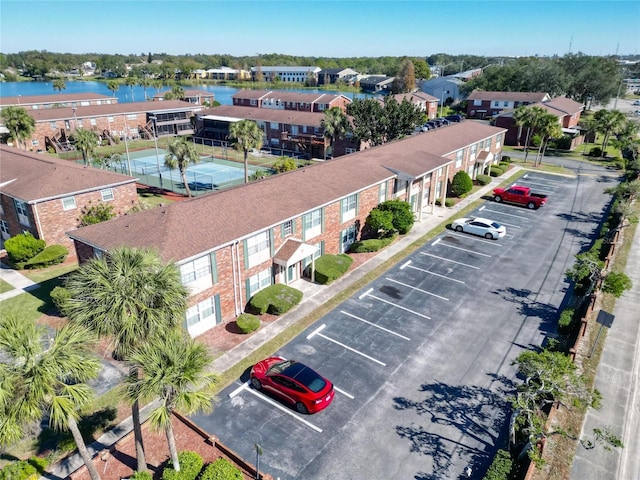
[493,185,547,209]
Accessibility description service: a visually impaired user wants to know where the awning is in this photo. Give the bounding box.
[273,239,317,267]
[562,127,580,135]
[475,150,493,164]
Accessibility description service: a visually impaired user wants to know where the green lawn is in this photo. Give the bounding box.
[0,278,15,294]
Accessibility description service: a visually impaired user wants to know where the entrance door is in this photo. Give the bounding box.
[287,264,298,283]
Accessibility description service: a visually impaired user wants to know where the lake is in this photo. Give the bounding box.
[0,81,378,105]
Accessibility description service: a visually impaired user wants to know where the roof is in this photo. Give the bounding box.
[389,92,438,103]
[232,90,350,105]
[153,89,215,99]
[0,146,136,203]
[200,105,327,127]
[467,91,550,102]
[250,66,321,73]
[0,92,114,107]
[542,96,584,115]
[420,76,465,89]
[25,100,202,122]
[68,122,506,263]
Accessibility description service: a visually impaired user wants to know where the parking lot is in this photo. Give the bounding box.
[191,170,619,479]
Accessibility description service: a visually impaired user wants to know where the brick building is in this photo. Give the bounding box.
[0,92,117,112]
[68,121,506,337]
[0,146,138,259]
[386,91,439,119]
[466,91,550,119]
[231,90,352,113]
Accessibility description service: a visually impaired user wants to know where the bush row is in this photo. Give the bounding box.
[3,232,67,270]
[161,451,243,480]
[247,284,303,315]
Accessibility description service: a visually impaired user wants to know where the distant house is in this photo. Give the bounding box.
[153,89,215,105]
[317,68,359,86]
[495,96,585,148]
[231,90,351,113]
[206,67,251,81]
[419,76,465,105]
[386,92,439,119]
[0,146,137,259]
[250,66,321,84]
[359,75,395,93]
[466,91,551,119]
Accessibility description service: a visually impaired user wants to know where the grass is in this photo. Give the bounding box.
[0,278,15,294]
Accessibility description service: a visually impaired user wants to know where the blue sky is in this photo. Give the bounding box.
[1,0,638,57]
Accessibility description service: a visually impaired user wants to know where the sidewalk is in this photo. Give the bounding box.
[33,172,510,479]
[0,260,39,300]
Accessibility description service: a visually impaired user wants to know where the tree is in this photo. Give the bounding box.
[520,106,548,163]
[164,137,200,197]
[228,119,264,183]
[0,105,35,150]
[107,79,119,97]
[171,85,185,100]
[124,329,219,472]
[53,78,66,94]
[534,113,563,166]
[64,247,189,473]
[393,57,416,93]
[125,76,137,101]
[512,105,532,148]
[0,316,102,480]
[412,59,431,81]
[450,171,473,197]
[138,77,152,101]
[73,128,99,165]
[593,109,627,154]
[321,107,350,159]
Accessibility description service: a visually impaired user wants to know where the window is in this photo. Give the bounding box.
[101,189,114,201]
[180,255,212,286]
[282,220,293,236]
[341,224,357,253]
[246,231,271,267]
[379,182,387,203]
[455,150,464,168]
[473,99,482,106]
[484,138,492,149]
[437,167,444,177]
[50,121,58,130]
[345,147,357,154]
[503,101,509,107]
[61,196,76,211]
[186,297,215,328]
[303,209,322,239]
[270,122,279,129]
[496,134,502,148]
[248,268,272,297]
[14,199,29,226]
[493,101,500,107]
[31,139,39,146]
[341,194,357,222]
[470,143,477,160]
[0,220,9,237]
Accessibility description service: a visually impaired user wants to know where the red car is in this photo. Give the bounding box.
[250,356,335,414]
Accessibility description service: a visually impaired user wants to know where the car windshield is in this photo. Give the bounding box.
[282,362,327,393]
[491,222,502,229]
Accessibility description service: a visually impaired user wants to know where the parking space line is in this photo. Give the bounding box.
[420,252,480,269]
[365,293,431,320]
[307,324,387,366]
[385,277,449,301]
[439,242,493,256]
[447,232,505,246]
[229,381,250,399]
[479,206,530,220]
[403,261,465,284]
[244,386,323,433]
[340,310,411,340]
[334,386,354,399]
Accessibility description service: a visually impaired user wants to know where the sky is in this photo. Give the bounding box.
[0,0,639,58]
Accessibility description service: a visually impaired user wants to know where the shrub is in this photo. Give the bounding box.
[501,155,511,163]
[24,245,68,269]
[349,235,395,253]
[365,208,394,236]
[236,313,260,333]
[377,200,414,234]
[314,253,354,285]
[0,460,37,480]
[199,458,243,480]
[444,198,455,207]
[489,166,504,177]
[450,171,473,197]
[476,174,491,185]
[552,135,572,150]
[602,271,632,298]
[247,284,303,315]
[79,202,115,226]
[162,451,203,480]
[50,286,71,315]
[483,449,513,480]
[589,146,603,157]
[130,472,153,480]
[4,232,46,264]
[558,307,576,333]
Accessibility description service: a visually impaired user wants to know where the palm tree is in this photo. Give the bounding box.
[534,113,564,166]
[64,247,189,473]
[171,85,185,100]
[125,76,137,102]
[228,119,264,183]
[164,137,200,197]
[53,78,66,94]
[138,77,152,101]
[107,80,119,97]
[0,106,35,150]
[124,329,219,472]
[594,109,627,154]
[321,107,350,159]
[73,128,99,165]
[522,106,547,163]
[0,316,102,480]
[512,105,531,148]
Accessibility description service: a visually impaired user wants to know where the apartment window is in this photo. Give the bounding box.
[282,220,293,237]
[455,150,464,168]
[470,143,477,160]
[503,101,509,107]
[50,122,58,130]
[379,182,387,203]
[101,188,114,201]
[90,118,97,126]
[473,99,482,106]
[484,138,492,149]
[0,220,9,237]
[186,297,215,328]
[77,119,83,127]
[437,167,444,177]
[14,199,29,226]
[270,122,279,129]
[248,268,272,297]
[107,116,114,123]
[345,147,357,154]
[303,209,322,239]
[493,101,500,107]
[341,194,357,223]
[180,255,212,286]
[246,231,271,267]
[31,139,39,146]
[341,224,357,253]
[61,196,76,211]
[496,134,502,148]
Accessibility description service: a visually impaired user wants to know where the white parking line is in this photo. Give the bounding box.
[385,277,449,301]
[365,293,431,320]
[405,262,465,284]
[307,324,387,366]
[340,310,411,340]
[438,242,492,256]
[229,381,250,399]
[447,232,505,246]
[334,386,354,399]
[420,252,480,269]
[359,287,373,300]
[244,385,323,433]
[481,207,531,220]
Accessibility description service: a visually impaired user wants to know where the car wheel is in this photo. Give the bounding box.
[455,225,464,232]
[527,202,536,209]
[296,402,309,414]
[494,195,502,203]
[251,377,262,390]
[485,233,493,239]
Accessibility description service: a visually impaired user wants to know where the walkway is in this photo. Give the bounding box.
[0,260,39,300]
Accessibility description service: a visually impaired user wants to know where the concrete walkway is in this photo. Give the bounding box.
[0,260,39,300]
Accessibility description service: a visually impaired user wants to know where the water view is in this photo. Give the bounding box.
[0,81,378,105]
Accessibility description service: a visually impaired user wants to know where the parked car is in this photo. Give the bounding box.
[451,217,506,239]
[415,124,429,133]
[493,184,547,209]
[445,114,465,122]
[633,100,640,106]
[425,121,438,129]
[250,356,335,414]
[436,117,451,126]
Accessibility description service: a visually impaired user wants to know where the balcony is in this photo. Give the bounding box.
[280,131,326,146]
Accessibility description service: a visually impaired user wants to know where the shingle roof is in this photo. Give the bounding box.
[389,92,438,103]
[232,90,349,105]
[0,92,113,106]
[0,146,136,202]
[201,105,326,127]
[153,89,214,99]
[543,97,584,115]
[26,100,202,122]
[467,91,549,102]
[68,122,506,263]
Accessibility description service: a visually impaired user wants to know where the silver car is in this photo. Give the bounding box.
[451,217,506,239]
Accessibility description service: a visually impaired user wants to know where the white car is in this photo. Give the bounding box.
[451,217,506,239]
[633,100,640,106]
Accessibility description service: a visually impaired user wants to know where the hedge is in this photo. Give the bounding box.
[247,284,303,315]
[50,286,71,315]
[483,449,513,480]
[0,460,37,480]
[162,451,203,480]
[490,165,505,177]
[558,307,576,334]
[199,458,243,480]
[24,245,68,269]
[349,235,395,253]
[4,232,45,264]
[444,198,455,208]
[129,472,153,480]
[314,254,354,285]
[450,171,473,197]
[236,313,260,333]
[476,174,491,185]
